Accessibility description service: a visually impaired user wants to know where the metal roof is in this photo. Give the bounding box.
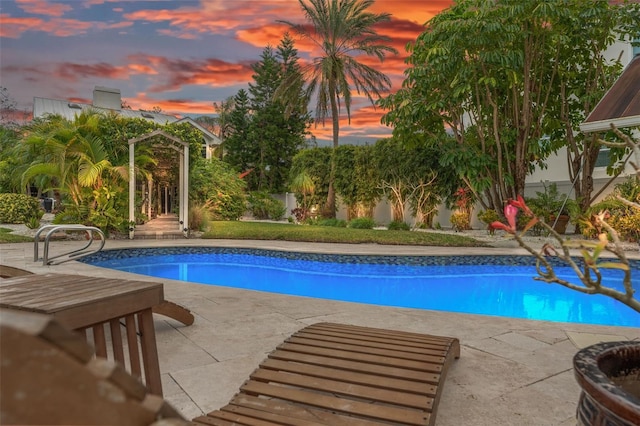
[32,97,220,146]
[580,54,640,133]
[33,97,179,126]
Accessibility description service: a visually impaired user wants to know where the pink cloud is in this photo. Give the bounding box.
[55,62,129,81]
[0,14,44,38]
[15,0,72,17]
[126,92,214,115]
[126,54,255,92]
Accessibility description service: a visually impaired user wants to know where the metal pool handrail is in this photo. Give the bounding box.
[34,225,105,265]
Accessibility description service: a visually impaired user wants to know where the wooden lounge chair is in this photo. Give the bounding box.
[192,322,460,426]
[0,311,460,426]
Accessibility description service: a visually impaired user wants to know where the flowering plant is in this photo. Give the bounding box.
[491,195,638,314]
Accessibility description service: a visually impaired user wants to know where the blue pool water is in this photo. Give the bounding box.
[82,248,640,328]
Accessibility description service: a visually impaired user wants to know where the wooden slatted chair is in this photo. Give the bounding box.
[192,322,460,426]
[0,309,188,426]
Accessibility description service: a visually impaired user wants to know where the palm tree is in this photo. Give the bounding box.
[279,0,397,217]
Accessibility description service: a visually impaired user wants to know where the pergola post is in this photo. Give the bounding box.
[147,177,153,220]
[128,143,135,239]
[183,144,189,235]
[178,151,184,231]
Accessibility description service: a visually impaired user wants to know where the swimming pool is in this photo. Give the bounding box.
[81,247,640,328]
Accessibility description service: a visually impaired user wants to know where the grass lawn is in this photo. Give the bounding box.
[0,221,485,247]
[0,227,33,244]
[202,221,485,247]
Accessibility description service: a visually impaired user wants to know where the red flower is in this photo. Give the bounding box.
[490,196,537,234]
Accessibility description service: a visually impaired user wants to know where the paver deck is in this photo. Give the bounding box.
[1,238,638,426]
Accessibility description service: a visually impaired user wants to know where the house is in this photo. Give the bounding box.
[32,86,221,159]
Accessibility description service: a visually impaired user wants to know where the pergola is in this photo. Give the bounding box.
[128,130,189,239]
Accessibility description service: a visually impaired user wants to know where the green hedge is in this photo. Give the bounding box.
[0,193,43,224]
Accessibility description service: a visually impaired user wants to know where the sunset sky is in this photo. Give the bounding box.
[1,0,452,144]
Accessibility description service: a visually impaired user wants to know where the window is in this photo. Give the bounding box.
[595,148,610,168]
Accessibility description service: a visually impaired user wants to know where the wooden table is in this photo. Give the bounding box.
[0,273,165,395]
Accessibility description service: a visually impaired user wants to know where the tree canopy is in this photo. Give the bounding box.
[380,0,640,213]
[223,35,310,193]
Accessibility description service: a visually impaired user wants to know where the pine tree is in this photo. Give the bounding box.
[224,35,310,193]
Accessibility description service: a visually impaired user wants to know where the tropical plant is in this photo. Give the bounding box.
[20,111,127,213]
[278,0,397,217]
[289,147,331,214]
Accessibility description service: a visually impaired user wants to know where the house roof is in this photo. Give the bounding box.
[32,96,220,145]
[33,97,180,126]
[580,54,640,133]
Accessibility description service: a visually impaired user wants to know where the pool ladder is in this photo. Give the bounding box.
[34,225,106,266]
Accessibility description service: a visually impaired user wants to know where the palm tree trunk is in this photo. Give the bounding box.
[324,81,340,218]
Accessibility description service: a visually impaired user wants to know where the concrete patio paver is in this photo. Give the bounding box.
[1,238,639,426]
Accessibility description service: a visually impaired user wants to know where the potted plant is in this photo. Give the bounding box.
[491,126,640,426]
[526,182,576,234]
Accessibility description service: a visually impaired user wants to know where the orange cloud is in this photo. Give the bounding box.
[56,62,129,81]
[125,54,254,92]
[371,0,452,24]
[0,14,130,38]
[0,14,44,38]
[123,8,246,38]
[15,0,72,17]
[126,92,214,116]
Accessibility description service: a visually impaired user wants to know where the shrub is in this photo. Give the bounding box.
[25,216,41,229]
[317,218,348,227]
[387,220,410,231]
[450,211,471,232]
[477,209,499,225]
[190,159,247,221]
[189,203,211,232]
[581,177,640,241]
[247,192,286,220]
[477,209,500,235]
[608,208,640,242]
[291,207,307,223]
[348,217,375,229]
[0,193,43,224]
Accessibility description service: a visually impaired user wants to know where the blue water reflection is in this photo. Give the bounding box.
[91,253,640,328]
